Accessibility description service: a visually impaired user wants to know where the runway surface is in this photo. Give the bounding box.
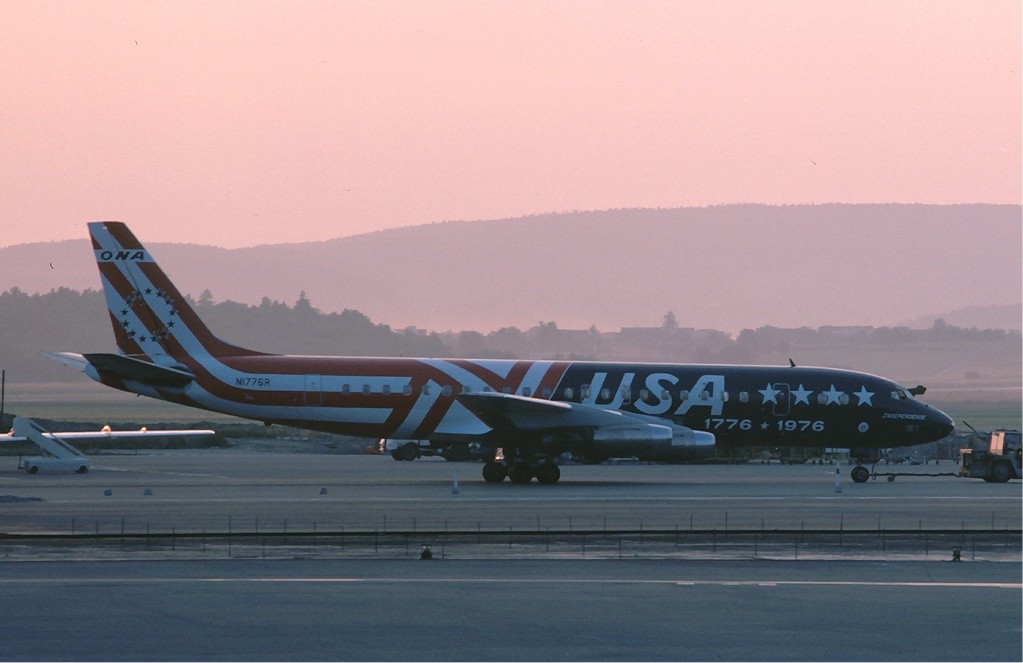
[0,558,1019,661]
[1,453,1020,538]
[1,452,1020,661]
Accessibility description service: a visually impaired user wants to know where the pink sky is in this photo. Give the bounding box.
[1,0,1020,248]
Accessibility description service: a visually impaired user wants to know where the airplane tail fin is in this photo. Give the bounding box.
[88,221,261,363]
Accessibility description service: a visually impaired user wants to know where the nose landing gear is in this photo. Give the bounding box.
[850,465,871,483]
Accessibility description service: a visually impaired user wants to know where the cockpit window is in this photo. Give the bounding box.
[890,390,908,400]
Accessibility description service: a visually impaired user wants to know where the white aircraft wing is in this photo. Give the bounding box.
[1,417,215,443]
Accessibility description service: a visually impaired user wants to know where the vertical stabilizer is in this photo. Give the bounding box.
[89,221,261,363]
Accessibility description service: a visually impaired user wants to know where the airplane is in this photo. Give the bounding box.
[1,416,216,473]
[48,221,955,485]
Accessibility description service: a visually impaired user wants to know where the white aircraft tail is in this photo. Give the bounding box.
[88,221,261,364]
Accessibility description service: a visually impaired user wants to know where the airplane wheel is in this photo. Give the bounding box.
[508,462,533,484]
[390,450,403,461]
[76,466,89,474]
[482,462,507,483]
[535,464,560,485]
[400,443,420,461]
[27,466,38,474]
[991,462,1012,484]
[850,466,870,483]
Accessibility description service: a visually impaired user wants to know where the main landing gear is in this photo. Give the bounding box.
[482,461,561,485]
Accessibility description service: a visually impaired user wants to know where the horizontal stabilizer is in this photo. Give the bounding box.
[78,353,196,387]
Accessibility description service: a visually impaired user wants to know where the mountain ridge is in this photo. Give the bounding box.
[2,204,1018,333]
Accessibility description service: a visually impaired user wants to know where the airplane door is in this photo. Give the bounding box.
[304,374,322,406]
[772,383,791,417]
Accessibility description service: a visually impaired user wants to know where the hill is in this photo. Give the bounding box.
[1,204,1018,333]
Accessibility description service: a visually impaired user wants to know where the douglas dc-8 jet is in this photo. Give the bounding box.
[50,222,954,485]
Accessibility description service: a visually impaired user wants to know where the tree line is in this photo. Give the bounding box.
[0,287,1018,383]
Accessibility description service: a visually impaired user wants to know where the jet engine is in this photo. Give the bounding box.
[590,422,716,462]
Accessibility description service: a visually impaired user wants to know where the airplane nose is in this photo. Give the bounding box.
[926,407,955,440]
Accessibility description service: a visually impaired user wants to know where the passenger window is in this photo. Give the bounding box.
[542,388,553,398]
[739,391,749,403]
[382,384,391,395]
[639,389,650,401]
[442,385,452,397]
[818,393,827,405]
[522,387,531,397]
[564,387,574,400]
[462,385,471,394]
[721,391,729,402]
[699,391,709,401]
[839,394,849,405]
[660,389,670,401]
[581,384,591,399]
[403,384,412,396]
[600,388,611,400]
[341,384,350,395]
[621,387,632,404]
[679,390,689,401]
[422,384,431,396]
[502,387,511,394]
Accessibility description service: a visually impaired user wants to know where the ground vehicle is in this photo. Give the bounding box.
[382,438,436,461]
[381,438,493,462]
[959,429,1021,483]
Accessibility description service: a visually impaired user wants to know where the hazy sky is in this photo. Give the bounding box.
[2,0,1020,248]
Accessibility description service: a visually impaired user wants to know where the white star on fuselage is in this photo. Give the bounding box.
[822,384,844,405]
[792,384,812,405]
[759,383,781,404]
[853,386,875,406]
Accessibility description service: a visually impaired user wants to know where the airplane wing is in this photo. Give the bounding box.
[1,417,215,443]
[457,391,716,453]
[45,352,195,387]
[458,391,637,430]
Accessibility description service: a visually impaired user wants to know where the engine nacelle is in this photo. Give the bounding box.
[591,423,716,462]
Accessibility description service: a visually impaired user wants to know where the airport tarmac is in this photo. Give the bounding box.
[0,557,1019,661]
[1,452,1020,661]
[0,452,1019,539]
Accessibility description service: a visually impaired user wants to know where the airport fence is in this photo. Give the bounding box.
[1,525,1019,562]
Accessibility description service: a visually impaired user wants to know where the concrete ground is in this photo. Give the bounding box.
[1,453,1020,661]
[0,557,1019,661]
[1,453,1019,537]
